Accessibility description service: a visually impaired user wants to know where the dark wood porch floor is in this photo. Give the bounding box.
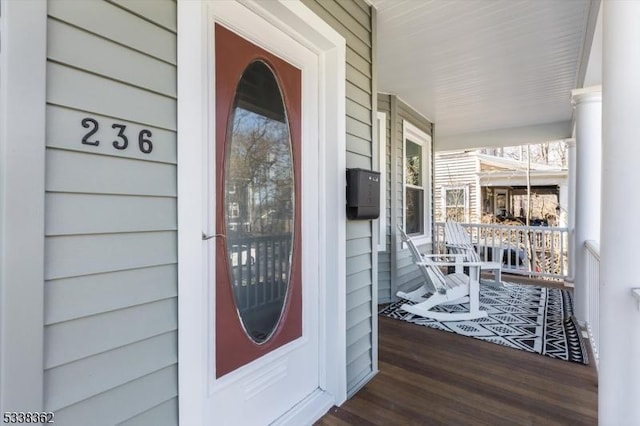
[317,281,598,425]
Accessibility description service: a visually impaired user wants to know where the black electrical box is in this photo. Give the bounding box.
[346,168,380,220]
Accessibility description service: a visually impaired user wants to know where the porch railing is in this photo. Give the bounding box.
[584,240,600,366]
[434,222,569,280]
[228,234,291,312]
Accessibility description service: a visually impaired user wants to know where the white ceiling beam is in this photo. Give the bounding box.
[435,120,572,152]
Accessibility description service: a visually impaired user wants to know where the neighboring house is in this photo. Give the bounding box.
[435,151,568,226]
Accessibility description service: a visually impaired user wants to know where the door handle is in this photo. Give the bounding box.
[202,233,226,241]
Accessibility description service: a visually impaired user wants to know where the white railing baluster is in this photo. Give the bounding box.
[544,230,547,269]
[585,240,600,367]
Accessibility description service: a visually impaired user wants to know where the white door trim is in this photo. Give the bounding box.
[177,1,347,424]
[0,0,47,413]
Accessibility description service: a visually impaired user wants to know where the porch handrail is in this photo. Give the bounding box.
[584,239,600,367]
[434,222,569,280]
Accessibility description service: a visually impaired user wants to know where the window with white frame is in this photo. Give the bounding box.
[377,111,387,251]
[403,121,432,243]
[443,186,468,222]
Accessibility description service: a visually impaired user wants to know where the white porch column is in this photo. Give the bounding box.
[571,87,601,324]
[600,1,640,423]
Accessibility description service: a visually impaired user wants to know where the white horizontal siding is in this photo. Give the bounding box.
[346,253,372,276]
[52,366,177,426]
[44,2,178,423]
[44,331,177,411]
[45,298,177,369]
[346,301,371,330]
[377,95,392,301]
[347,287,371,312]
[46,193,176,235]
[347,269,372,295]
[346,351,372,390]
[47,18,176,98]
[45,149,176,196]
[44,298,178,369]
[45,265,178,325]
[389,96,434,297]
[48,0,176,64]
[47,62,176,130]
[109,0,177,32]
[119,397,178,426]
[347,334,372,366]
[346,237,372,257]
[45,231,177,280]
[346,317,372,346]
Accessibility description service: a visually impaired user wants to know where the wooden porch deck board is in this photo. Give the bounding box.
[317,285,598,425]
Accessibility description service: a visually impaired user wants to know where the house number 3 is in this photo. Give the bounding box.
[81,117,153,154]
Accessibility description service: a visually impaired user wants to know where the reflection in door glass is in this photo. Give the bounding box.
[225,61,294,344]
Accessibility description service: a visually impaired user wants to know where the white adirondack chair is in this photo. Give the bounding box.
[396,226,487,321]
[444,221,502,284]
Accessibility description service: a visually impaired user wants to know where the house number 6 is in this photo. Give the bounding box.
[81,117,153,154]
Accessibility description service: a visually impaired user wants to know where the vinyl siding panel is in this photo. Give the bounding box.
[45,193,177,235]
[347,63,372,94]
[47,62,176,130]
[43,1,177,424]
[347,287,372,312]
[346,351,373,391]
[378,94,435,299]
[347,98,373,126]
[377,95,392,302]
[44,298,177,369]
[346,151,371,169]
[46,150,176,196]
[346,80,372,108]
[396,99,433,294]
[45,232,177,280]
[347,114,372,140]
[347,133,373,157]
[346,254,372,276]
[47,18,176,97]
[347,269,372,295]
[45,265,177,325]
[51,366,177,426]
[48,0,176,64]
[44,332,177,412]
[109,0,178,32]
[346,318,371,346]
[303,0,376,398]
[119,398,179,426]
[347,47,372,76]
[346,237,373,257]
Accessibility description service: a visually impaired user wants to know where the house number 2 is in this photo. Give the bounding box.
[81,117,153,154]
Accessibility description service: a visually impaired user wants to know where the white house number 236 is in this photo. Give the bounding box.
[81,117,153,154]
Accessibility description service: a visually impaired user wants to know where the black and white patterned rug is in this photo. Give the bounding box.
[379,282,588,364]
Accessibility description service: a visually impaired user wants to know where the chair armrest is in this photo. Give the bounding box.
[417,253,482,267]
[445,243,474,250]
[416,260,482,268]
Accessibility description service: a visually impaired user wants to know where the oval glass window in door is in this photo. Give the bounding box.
[224,60,294,344]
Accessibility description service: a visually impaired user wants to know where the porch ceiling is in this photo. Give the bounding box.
[371,0,599,151]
